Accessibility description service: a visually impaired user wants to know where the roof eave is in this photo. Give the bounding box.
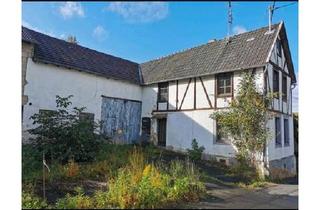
[141,64,267,85]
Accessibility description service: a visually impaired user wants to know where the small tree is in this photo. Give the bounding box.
[211,72,273,177]
[187,139,205,161]
[29,95,102,163]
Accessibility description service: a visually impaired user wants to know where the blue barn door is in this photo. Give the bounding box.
[101,96,142,143]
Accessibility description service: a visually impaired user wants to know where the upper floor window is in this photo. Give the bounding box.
[276,40,282,58]
[284,118,289,146]
[273,70,279,97]
[158,82,168,103]
[282,76,287,102]
[217,73,232,97]
[275,117,282,147]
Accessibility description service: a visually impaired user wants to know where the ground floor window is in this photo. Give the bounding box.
[215,119,230,144]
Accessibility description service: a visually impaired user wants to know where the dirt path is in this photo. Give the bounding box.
[180,183,298,209]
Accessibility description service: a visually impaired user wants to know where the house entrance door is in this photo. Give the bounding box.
[157,118,167,147]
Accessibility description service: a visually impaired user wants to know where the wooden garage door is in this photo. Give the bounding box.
[101,96,142,143]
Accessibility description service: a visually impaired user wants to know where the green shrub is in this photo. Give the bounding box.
[55,187,93,209]
[187,139,205,161]
[29,95,103,163]
[105,150,205,209]
[229,155,259,183]
[22,145,43,182]
[167,160,206,202]
[22,191,48,209]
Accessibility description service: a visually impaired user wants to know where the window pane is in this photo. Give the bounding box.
[282,76,287,101]
[273,70,279,93]
[217,73,232,96]
[275,117,281,146]
[216,119,230,144]
[284,119,289,145]
[218,87,225,95]
[225,78,231,86]
[218,79,225,87]
[158,82,168,102]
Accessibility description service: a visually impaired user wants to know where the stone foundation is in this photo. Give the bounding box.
[269,155,296,176]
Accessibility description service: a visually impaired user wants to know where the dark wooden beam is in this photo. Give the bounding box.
[179,78,192,110]
[214,75,217,109]
[194,78,196,109]
[269,61,290,77]
[199,77,213,108]
[176,80,178,110]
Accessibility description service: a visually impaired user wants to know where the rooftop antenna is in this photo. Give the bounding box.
[268,1,276,32]
[268,1,297,32]
[227,1,233,39]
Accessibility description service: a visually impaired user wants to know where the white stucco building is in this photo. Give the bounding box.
[22,21,297,174]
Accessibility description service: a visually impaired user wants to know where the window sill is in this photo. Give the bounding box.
[284,143,290,147]
[216,94,232,98]
[215,141,231,145]
[157,101,168,103]
[275,144,282,148]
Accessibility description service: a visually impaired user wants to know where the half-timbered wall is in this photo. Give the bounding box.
[141,68,265,158]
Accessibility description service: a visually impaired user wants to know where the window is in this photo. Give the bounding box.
[282,76,287,102]
[216,119,230,144]
[284,119,289,146]
[217,73,232,96]
[79,112,95,130]
[39,109,57,116]
[80,112,94,123]
[158,82,168,102]
[273,70,279,97]
[275,117,282,147]
[276,40,282,58]
[141,117,151,135]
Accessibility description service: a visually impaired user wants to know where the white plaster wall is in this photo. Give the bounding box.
[166,110,236,157]
[266,115,294,161]
[141,84,157,117]
[168,81,177,110]
[179,79,194,109]
[23,60,142,130]
[202,75,215,107]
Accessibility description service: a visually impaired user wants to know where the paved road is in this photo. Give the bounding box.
[181,183,298,209]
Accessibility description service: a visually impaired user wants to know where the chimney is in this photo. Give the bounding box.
[208,39,217,43]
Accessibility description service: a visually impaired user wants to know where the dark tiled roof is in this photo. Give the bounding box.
[140,24,281,84]
[22,27,140,84]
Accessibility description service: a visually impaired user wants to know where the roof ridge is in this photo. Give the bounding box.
[22,26,139,65]
[141,22,281,65]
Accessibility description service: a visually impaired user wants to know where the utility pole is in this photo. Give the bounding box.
[268,2,275,32]
[227,1,233,39]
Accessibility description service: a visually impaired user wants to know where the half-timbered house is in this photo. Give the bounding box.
[22,21,297,174]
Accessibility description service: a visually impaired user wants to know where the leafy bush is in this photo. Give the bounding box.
[187,139,205,161]
[29,95,103,163]
[55,187,93,209]
[22,144,43,182]
[228,155,259,183]
[167,160,205,202]
[22,191,48,209]
[106,149,205,209]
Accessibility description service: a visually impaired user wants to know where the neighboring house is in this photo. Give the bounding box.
[22,21,297,174]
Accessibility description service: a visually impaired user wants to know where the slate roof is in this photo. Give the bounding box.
[22,23,295,85]
[140,23,281,84]
[22,27,140,84]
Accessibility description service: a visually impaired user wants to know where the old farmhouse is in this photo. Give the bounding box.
[22,21,297,174]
